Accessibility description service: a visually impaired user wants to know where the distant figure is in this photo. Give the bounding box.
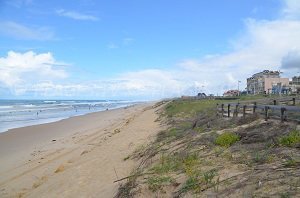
[106,108,108,111]
[36,112,39,117]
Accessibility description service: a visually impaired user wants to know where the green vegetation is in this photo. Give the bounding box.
[180,175,201,193]
[179,169,218,194]
[150,153,200,175]
[165,100,217,118]
[252,151,274,164]
[155,127,187,142]
[183,153,199,176]
[236,94,270,101]
[215,132,240,147]
[117,98,300,197]
[284,158,298,167]
[203,169,217,185]
[279,130,300,147]
[150,154,181,174]
[147,175,175,192]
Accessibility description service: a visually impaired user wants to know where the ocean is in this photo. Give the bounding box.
[0,99,140,133]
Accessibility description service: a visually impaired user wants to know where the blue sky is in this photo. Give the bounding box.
[0,0,300,99]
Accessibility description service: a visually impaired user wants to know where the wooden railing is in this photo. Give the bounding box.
[217,97,300,122]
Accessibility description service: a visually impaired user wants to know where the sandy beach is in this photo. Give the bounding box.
[0,102,164,198]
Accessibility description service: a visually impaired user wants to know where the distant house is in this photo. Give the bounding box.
[289,76,300,94]
[197,92,206,98]
[223,90,239,97]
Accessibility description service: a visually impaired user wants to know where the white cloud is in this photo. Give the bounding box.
[0,21,55,41]
[282,0,300,19]
[107,43,119,49]
[107,0,300,97]
[56,9,99,21]
[0,51,68,89]
[171,5,300,94]
[4,0,33,8]
[123,38,134,45]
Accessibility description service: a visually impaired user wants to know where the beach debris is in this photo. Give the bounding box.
[52,139,56,142]
[67,159,75,163]
[114,167,119,181]
[113,128,121,134]
[54,164,65,173]
[258,180,262,188]
[80,150,89,156]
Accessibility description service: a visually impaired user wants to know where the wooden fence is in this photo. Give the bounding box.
[217,97,300,123]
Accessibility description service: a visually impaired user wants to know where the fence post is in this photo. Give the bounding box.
[235,104,239,117]
[280,107,286,122]
[264,106,269,121]
[253,102,257,114]
[228,104,231,117]
[292,98,296,106]
[221,104,224,117]
[243,105,246,118]
[273,100,277,105]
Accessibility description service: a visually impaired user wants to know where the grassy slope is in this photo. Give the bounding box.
[116,98,300,198]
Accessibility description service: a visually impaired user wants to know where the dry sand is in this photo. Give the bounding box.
[0,102,165,198]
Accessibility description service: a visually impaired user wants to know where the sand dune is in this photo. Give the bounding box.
[0,103,165,198]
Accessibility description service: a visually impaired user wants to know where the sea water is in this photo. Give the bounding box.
[0,100,140,133]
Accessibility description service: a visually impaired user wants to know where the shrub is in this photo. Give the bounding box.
[203,169,217,185]
[183,153,199,176]
[279,130,300,147]
[180,176,199,193]
[147,175,175,192]
[252,151,273,164]
[151,154,181,174]
[215,132,240,147]
[179,169,218,194]
[284,158,298,167]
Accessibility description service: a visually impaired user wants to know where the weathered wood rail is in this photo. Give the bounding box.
[217,97,300,123]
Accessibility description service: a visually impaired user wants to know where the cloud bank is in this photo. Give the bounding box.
[0,51,68,95]
[56,9,99,21]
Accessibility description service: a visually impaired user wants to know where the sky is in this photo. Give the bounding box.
[0,0,300,100]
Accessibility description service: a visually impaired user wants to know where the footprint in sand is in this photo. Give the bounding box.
[128,142,134,148]
[54,164,65,173]
[113,128,121,134]
[67,158,75,163]
[32,176,48,189]
[80,150,89,156]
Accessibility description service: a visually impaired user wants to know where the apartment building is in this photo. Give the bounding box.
[247,70,289,94]
[289,76,300,93]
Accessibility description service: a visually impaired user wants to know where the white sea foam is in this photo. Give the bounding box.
[0,100,141,133]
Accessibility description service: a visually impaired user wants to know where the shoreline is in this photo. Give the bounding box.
[0,101,165,197]
[0,103,144,171]
[0,102,143,134]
